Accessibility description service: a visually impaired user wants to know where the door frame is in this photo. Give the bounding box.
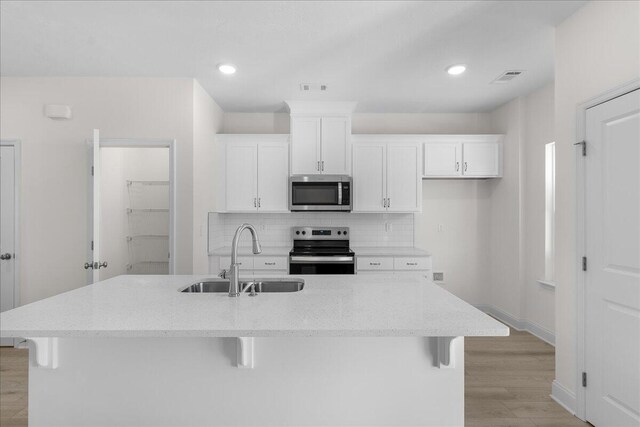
[0,139,22,345]
[574,79,639,421]
[89,136,177,276]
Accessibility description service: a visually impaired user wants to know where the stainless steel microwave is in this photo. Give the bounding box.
[289,175,352,211]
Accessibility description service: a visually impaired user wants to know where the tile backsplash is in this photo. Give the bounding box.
[208,212,415,250]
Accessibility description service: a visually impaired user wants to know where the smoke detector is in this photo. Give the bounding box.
[300,83,328,92]
[491,70,524,84]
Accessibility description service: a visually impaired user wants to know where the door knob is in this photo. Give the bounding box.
[98,261,108,269]
[0,253,12,260]
[84,261,108,270]
[84,262,94,270]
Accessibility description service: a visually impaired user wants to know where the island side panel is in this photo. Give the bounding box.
[29,336,464,426]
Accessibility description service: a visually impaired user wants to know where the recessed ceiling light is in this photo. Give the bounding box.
[218,64,236,75]
[446,64,466,76]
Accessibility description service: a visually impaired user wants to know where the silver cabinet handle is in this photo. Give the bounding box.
[388,198,390,208]
[321,161,324,171]
[383,198,387,208]
[464,162,468,172]
[264,262,276,266]
[258,198,261,208]
[406,262,418,266]
[0,253,12,260]
[254,198,257,208]
[456,161,460,171]
[370,262,380,266]
[317,161,320,171]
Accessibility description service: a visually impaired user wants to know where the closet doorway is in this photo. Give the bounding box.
[87,130,176,284]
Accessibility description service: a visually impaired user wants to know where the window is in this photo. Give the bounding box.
[544,142,556,284]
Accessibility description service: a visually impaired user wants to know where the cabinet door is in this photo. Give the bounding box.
[462,143,500,176]
[321,117,350,175]
[257,142,289,212]
[291,117,321,175]
[423,142,462,176]
[387,144,421,212]
[352,143,386,212]
[225,143,258,211]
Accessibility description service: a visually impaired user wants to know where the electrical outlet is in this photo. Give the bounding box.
[433,272,444,282]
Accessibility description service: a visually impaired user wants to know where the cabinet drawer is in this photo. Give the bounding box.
[254,256,287,270]
[219,256,254,270]
[357,257,394,271]
[394,257,431,270]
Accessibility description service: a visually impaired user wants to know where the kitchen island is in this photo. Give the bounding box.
[0,274,508,426]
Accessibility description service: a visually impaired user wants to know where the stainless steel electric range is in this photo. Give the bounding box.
[288,227,355,275]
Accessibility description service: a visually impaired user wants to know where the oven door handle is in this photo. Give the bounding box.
[290,256,354,264]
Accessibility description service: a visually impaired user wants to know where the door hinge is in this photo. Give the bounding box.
[582,372,587,387]
[91,166,94,176]
[582,256,587,271]
[91,240,94,251]
[574,140,586,156]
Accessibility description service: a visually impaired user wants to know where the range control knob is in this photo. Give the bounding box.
[302,231,306,235]
[296,230,300,235]
[337,231,341,235]
[343,230,348,235]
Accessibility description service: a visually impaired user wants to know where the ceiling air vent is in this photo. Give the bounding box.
[491,70,524,84]
[300,83,328,92]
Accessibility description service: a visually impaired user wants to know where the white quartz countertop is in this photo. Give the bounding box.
[0,274,507,338]
[352,247,431,257]
[209,246,431,257]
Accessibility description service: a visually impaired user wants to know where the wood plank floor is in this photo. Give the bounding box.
[0,328,589,426]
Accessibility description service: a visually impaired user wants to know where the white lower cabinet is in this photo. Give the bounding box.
[218,256,288,276]
[353,142,421,212]
[356,255,432,275]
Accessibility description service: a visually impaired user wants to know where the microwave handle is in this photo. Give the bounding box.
[338,182,342,205]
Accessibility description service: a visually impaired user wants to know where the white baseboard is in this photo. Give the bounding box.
[551,379,577,415]
[473,304,555,346]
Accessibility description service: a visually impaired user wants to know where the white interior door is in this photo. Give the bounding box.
[0,144,16,346]
[352,143,386,212]
[257,142,289,212]
[87,129,101,284]
[585,89,640,427]
[387,144,420,212]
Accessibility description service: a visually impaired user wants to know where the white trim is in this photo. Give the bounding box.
[474,304,555,346]
[552,379,577,415]
[0,139,21,347]
[91,137,177,275]
[574,79,640,421]
[351,134,503,144]
[285,101,357,116]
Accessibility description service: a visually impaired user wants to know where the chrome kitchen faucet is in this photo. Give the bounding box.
[228,223,262,297]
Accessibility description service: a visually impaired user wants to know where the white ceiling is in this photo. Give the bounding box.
[0,1,585,113]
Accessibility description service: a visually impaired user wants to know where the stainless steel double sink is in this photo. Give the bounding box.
[180,278,304,293]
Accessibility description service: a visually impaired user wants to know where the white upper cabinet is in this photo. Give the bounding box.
[462,143,500,177]
[387,144,421,212]
[320,117,350,175]
[290,117,321,175]
[217,135,290,213]
[352,141,421,213]
[225,142,258,211]
[353,143,386,212]
[421,135,503,178]
[257,142,290,212]
[286,101,356,176]
[423,142,461,177]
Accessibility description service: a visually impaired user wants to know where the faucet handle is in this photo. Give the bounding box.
[218,269,229,279]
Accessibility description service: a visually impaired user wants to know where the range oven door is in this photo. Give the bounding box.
[289,176,351,211]
[289,255,355,275]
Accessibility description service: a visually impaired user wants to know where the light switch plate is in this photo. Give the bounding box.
[433,272,444,281]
